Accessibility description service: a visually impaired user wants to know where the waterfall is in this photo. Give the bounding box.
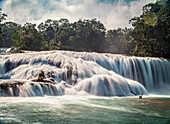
[0,50,169,97]
[0,80,65,97]
[107,55,170,92]
[0,58,6,75]
[74,75,147,96]
[70,52,170,93]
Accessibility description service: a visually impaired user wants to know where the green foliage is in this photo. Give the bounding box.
[38,18,107,52]
[0,18,135,55]
[12,31,20,48]
[2,0,169,58]
[1,22,21,47]
[144,12,157,26]
[0,8,7,47]
[12,23,44,51]
[0,7,135,55]
[49,39,58,50]
[105,28,135,54]
[70,18,106,52]
[0,27,4,47]
[130,0,170,58]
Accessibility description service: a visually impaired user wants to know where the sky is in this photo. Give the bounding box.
[0,0,157,29]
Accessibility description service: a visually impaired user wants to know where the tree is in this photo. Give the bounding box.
[0,8,7,47]
[12,23,43,50]
[38,19,60,47]
[129,0,170,58]
[55,19,75,48]
[1,22,21,47]
[105,28,134,54]
[71,19,106,52]
[0,26,4,47]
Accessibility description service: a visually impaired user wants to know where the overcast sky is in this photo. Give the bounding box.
[1,0,156,29]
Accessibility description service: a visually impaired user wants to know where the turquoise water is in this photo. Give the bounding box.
[0,96,170,124]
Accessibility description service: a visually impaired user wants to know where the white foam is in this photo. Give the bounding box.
[0,50,169,96]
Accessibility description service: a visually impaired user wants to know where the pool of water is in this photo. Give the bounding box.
[0,95,170,124]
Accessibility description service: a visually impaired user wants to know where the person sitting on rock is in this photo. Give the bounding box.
[37,70,45,81]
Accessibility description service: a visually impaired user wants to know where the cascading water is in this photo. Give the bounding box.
[0,50,169,97]
[108,55,170,92]
[69,52,170,93]
[0,80,65,97]
[0,58,6,75]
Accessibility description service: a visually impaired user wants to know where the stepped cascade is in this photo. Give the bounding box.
[0,50,169,97]
[75,53,170,92]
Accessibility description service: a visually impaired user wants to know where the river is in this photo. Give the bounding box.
[0,96,170,124]
[0,50,170,123]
